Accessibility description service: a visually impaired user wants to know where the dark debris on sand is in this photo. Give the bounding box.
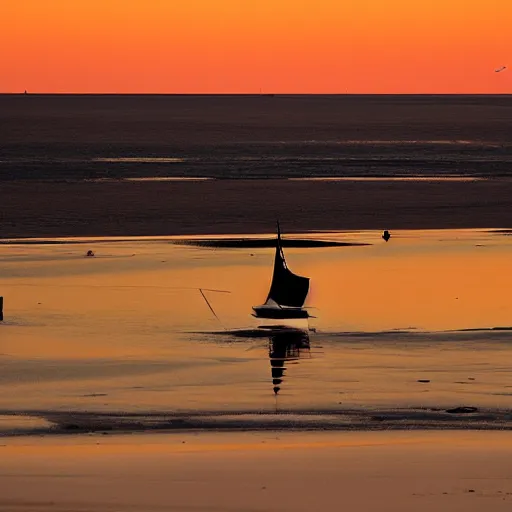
[445,406,479,414]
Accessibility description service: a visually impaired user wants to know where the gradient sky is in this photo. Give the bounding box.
[2,0,511,93]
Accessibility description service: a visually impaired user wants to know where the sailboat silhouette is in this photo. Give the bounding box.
[252,222,310,319]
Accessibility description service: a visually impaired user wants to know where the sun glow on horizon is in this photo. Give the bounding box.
[2,0,511,93]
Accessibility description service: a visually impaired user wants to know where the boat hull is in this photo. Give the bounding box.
[252,306,309,319]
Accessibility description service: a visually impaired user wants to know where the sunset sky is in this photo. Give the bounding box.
[2,0,511,93]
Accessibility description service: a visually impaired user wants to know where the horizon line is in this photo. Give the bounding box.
[1,92,511,97]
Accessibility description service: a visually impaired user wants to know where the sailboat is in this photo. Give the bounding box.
[252,223,310,319]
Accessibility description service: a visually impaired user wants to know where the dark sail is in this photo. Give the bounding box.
[266,226,309,308]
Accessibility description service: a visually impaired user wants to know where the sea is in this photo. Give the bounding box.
[1,94,511,181]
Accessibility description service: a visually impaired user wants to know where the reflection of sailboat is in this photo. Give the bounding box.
[269,329,310,395]
[253,223,310,319]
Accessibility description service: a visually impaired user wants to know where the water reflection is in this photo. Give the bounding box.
[268,329,311,395]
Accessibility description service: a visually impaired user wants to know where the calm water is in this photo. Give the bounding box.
[1,229,512,434]
[1,94,511,180]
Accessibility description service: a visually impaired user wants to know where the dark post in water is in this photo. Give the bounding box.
[0,296,3,321]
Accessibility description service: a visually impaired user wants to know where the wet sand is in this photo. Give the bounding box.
[2,231,512,510]
[3,178,512,238]
[2,229,512,426]
[1,431,512,512]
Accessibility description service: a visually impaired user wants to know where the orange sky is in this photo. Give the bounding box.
[2,0,511,93]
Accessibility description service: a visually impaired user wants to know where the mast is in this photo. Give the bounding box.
[277,220,286,266]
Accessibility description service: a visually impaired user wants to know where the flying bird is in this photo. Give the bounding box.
[495,66,507,73]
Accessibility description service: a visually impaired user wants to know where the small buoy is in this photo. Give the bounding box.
[86,250,95,257]
[382,230,391,242]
